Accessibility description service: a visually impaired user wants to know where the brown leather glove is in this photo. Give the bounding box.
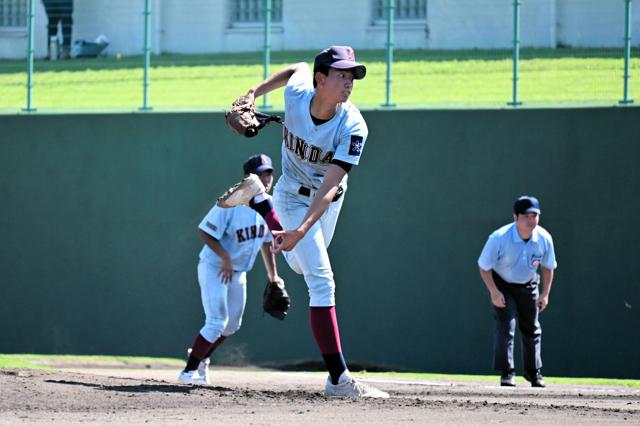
[225,95,282,138]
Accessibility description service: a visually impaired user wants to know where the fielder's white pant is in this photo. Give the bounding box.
[197,261,247,343]
[273,182,346,307]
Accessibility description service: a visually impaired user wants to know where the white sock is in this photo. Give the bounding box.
[252,193,270,203]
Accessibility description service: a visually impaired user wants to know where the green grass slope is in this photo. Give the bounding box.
[1,48,638,112]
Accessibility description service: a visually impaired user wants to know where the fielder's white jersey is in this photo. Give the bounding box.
[279,68,368,190]
[198,204,272,272]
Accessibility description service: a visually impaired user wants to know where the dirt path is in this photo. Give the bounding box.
[1,367,639,425]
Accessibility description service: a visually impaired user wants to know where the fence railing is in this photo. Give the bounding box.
[0,0,637,112]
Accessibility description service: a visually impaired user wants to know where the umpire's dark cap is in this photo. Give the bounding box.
[243,154,273,175]
[314,46,366,80]
[514,196,541,215]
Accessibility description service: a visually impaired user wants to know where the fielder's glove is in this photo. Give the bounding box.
[225,95,282,138]
[263,278,290,320]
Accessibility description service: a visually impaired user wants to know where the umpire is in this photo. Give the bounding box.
[478,196,557,387]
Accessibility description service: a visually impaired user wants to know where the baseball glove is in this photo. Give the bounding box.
[225,95,282,138]
[263,278,290,320]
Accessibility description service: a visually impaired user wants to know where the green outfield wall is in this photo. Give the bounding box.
[1,108,639,379]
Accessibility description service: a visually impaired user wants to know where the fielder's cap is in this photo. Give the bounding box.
[243,154,273,175]
[513,196,541,215]
[313,46,367,80]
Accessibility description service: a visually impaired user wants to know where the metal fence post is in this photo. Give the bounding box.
[508,0,522,106]
[140,0,152,111]
[262,0,272,109]
[620,0,634,105]
[23,0,36,112]
[382,0,395,108]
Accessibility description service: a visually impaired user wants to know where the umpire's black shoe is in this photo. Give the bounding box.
[500,369,516,387]
[524,369,546,387]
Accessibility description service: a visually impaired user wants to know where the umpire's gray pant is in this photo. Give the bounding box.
[492,271,542,373]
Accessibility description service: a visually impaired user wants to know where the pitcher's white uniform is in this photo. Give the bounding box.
[272,67,368,307]
[197,204,271,342]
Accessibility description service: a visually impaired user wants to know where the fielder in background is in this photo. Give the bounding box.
[478,196,557,387]
[178,154,284,384]
[220,46,388,398]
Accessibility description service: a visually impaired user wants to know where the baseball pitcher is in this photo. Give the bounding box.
[220,46,388,398]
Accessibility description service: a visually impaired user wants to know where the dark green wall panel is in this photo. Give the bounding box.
[1,108,638,378]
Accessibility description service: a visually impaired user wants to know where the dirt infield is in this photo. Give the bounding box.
[1,366,638,425]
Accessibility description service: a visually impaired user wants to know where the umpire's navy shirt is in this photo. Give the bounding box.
[478,223,557,284]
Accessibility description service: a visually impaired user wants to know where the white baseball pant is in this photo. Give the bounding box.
[272,183,345,307]
[197,261,247,343]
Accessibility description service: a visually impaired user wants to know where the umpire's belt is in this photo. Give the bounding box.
[492,270,539,287]
[298,185,344,202]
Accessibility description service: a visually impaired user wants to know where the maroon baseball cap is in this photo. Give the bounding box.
[313,46,366,80]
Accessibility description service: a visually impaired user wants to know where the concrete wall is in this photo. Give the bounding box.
[1,107,639,378]
[1,0,638,58]
[160,0,226,54]
[428,0,556,49]
[556,0,636,48]
[0,0,47,59]
[72,0,145,56]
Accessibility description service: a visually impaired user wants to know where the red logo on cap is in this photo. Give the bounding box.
[346,47,354,60]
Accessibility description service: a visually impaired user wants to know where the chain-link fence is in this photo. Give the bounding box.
[0,0,638,112]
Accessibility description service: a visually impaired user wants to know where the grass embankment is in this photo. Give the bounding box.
[1,48,638,111]
[0,353,183,369]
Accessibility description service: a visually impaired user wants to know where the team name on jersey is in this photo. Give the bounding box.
[236,224,266,242]
[284,126,334,164]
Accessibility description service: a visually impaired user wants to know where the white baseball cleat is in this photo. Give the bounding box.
[186,348,210,384]
[178,369,208,385]
[197,357,210,382]
[217,173,265,208]
[324,376,389,398]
